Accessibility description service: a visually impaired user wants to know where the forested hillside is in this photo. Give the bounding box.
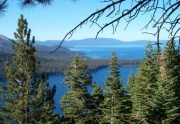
[1,14,180,124]
[0,39,141,79]
[1,0,180,123]
[59,39,180,123]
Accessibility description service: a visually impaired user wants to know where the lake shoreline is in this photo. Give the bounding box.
[0,65,139,82]
[0,66,139,114]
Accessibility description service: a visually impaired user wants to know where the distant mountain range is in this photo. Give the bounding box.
[0,34,11,46]
[35,38,169,48]
[0,34,75,54]
[0,34,143,78]
[0,34,169,49]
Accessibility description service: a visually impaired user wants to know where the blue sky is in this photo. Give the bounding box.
[0,0,168,41]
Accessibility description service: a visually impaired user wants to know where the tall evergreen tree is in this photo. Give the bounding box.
[163,39,180,123]
[91,83,104,124]
[126,72,135,94]
[149,39,180,123]
[0,15,58,123]
[129,42,160,123]
[163,39,180,118]
[149,75,179,124]
[100,51,131,124]
[60,56,93,124]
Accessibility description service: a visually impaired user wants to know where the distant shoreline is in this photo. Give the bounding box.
[0,65,140,82]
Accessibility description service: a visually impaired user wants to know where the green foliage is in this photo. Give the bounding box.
[60,56,93,124]
[100,51,131,124]
[126,72,135,94]
[0,15,58,123]
[0,50,142,79]
[148,39,180,124]
[126,40,180,124]
[128,43,160,123]
[91,83,104,123]
[149,76,179,124]
[164,40,180,104]
[1,14,180,124]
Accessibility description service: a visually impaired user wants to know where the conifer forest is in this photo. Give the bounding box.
[0,14,180,124]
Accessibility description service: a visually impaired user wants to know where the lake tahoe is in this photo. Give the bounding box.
[0,45,145,114]
[50,45,142,113]
[69,45,146,59]
[0,1,178,122]
[0,66,138,114]
[46,66,138,114]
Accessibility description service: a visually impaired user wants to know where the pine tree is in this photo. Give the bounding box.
[126,72,135,94]
[31,74,59,123]
[91,83,104,123]
[163,39,180,123]
[60,56,93,124]
[149,76,179,124]
[126,72,137,122]
[100,51,131,124]
[149,39,180,123]
[130,42,160,123]
[0,15,57,123]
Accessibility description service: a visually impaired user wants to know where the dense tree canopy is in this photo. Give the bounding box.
[126,40,180,123]
[128,43,160,123]
[1,0,180,123]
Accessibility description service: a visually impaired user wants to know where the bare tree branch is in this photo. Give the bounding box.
[51,0,180,53]
[1,0,180,52]
[50,0,124,53]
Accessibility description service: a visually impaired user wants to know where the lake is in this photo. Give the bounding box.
[69,45,146,59]
[0,45,143,114]
[50,45,143,113]
[49,66,138,114]
[0,66,138,114]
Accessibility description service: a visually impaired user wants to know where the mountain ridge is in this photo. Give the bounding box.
[0,34,169,48]
[0,34,79,54]
[35,38,169,48]
[0,34,11,46]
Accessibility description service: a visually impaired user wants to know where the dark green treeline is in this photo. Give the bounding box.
[127,40,180,124]
[0,51,141,79]
[60,39,180,123]
[0,15,180,124]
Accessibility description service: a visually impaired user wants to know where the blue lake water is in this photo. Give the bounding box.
[0,45,143,114]
[49,66,138,114]
[0,66,138,114]
[69,45,146,59]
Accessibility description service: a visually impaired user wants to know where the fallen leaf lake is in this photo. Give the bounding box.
[1,45,148,114]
